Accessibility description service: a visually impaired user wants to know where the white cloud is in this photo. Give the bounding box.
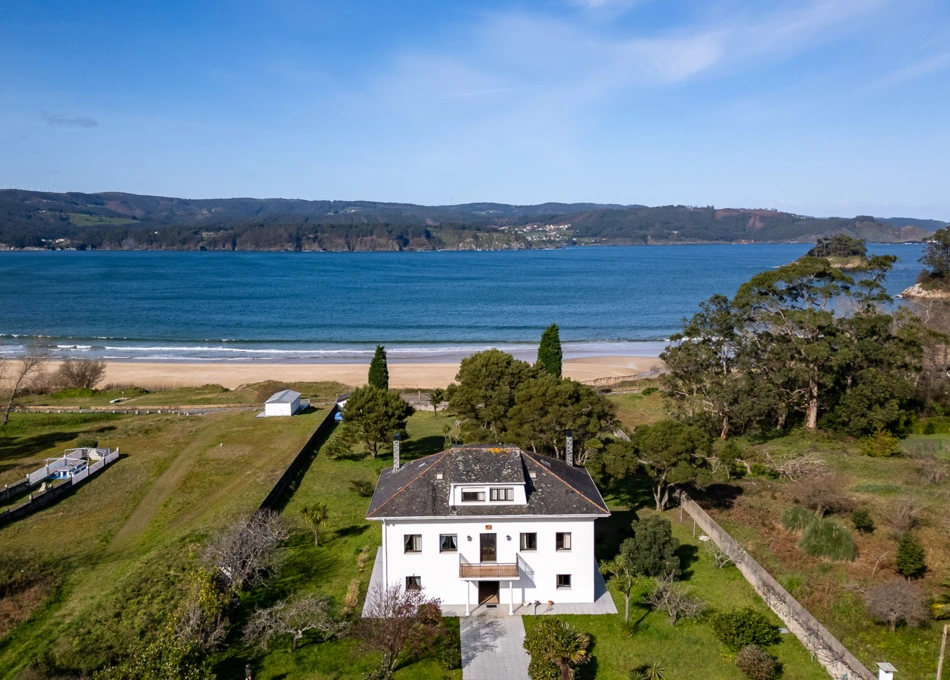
[866,49,950,90]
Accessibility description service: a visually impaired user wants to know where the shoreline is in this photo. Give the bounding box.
[92,355,665,390]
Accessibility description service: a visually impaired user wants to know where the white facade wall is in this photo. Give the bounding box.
[264,397,299,417]
[379,516,597,606]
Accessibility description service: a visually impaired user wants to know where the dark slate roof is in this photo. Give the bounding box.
[366,445,609,519]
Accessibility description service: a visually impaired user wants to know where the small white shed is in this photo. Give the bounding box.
[264,389,302,417]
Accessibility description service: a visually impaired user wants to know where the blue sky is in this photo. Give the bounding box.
[1,0,948,218]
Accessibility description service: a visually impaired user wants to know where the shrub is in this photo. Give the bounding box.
[349,480,375,497]
[781,506,818,532]
[441,644,462,671]
[851,509,875,533]
[923,421,937,435]
[896,532,927,578]
[735,645,779,680]
[523,618,590,680]
[641,387,658,396]
[865,580,930,632]
[710,608,781,651]
[56,358,107,390]
[800,519,857,562]
[749,464,779,479]
[886,498,919,537]
[860,426,901,458]
[790,477,854,516]
[75,437,99,449]
[919,458,949,485]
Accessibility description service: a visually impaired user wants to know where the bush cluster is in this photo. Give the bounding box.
[710,608,781,651]
[735,645,780,680]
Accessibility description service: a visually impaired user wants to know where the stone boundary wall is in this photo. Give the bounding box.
[673,489,874,680]
[0,451,120,528]
[0,478,29,503]
[259,405,339,511]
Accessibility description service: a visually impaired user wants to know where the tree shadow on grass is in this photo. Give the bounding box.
[0,426,116,463]
[401,435,446,462]
[334,524,369,539]
[595,508,636,562]
[576,631,599,680]
[676,543,699,581]
[687,483,743,510]
[602,473,653,511]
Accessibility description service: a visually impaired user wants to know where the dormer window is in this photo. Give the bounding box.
[461,490,486,502]
[490,487,514,501]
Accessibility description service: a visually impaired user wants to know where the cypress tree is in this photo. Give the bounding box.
[537,323,563,378]
[368,345,389,391]
[896,532,927,578]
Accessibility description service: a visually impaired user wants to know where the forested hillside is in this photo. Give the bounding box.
[0,190,941,251]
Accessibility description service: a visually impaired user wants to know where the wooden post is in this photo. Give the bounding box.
[938,623,948,680]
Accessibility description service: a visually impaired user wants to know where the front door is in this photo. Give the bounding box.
[480,533,496,562]
[478,580,500,605]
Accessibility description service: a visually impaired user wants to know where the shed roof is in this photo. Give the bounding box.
[366,445,609,520]
[265,389,301,404]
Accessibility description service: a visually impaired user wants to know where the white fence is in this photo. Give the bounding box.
[27,448,120,487]
[28,459,66,485]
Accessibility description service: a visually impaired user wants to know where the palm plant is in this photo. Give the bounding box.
[550,623,590,680]
[300,503,329,547]
[632,660,666,680]
[429,388,446,416]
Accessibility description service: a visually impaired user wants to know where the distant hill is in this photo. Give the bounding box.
[878,216,948,231]
[0,190,936,251]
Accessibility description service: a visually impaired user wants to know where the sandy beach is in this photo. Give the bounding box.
[94,355,665,390]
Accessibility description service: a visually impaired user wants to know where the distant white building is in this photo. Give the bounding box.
[263,389,303,417]
[365,441,613,615]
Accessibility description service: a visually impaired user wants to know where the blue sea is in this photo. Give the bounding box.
[0,244,926,363]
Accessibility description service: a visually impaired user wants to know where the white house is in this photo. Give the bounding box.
[263,389,303,417]
[365,439,611,615]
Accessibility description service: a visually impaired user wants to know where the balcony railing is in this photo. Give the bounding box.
[459,554,519,579]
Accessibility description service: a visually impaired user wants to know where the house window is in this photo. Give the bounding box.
[520,532,537,551]
[490,487,514,501]
[556,574,572,589]
[406,576,422,590]
[440,534,458,552]
[556,532,572,551]
[404,534,422,553]
[461,490,486,502]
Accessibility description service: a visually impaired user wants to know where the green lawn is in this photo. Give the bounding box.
[535,501,829,680]
[607,391,667,429]
[210,410,460,679]
[0,409,326,678]
[694,430,950,680]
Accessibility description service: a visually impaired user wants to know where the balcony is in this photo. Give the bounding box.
[459,554,531,580]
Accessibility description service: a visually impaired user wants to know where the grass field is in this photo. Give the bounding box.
[527,508,827,680]
[607,391,667,429]
[703,431,950,680]
[66,213,137,226]
[0,408,325,678]
[607,391,950,680]
[210,411,460,679]
[18,381,348,409]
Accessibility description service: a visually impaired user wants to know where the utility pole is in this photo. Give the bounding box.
[938,624,948,680]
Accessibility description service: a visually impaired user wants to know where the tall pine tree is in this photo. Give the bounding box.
[537,323,563,377]
[368,345,389,391]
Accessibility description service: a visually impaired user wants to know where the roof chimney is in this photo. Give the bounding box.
[565,429,574,467]
[393,432,401,472]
